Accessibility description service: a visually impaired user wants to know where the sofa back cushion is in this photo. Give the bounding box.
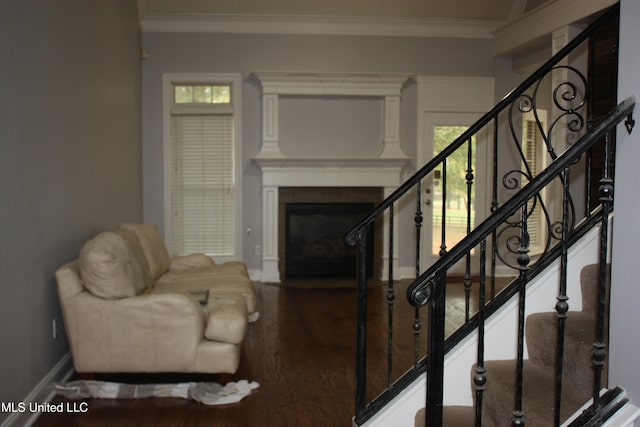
[119,223,171,281]
[78,231,148,299]
[116,229,153,292]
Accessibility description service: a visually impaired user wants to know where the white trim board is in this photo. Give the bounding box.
[1,353,74,427]
[141,14,503,38]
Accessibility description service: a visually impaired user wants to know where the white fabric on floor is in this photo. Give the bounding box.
[55,380,260,405]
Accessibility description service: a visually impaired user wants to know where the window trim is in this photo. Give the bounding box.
[162,73,242,262]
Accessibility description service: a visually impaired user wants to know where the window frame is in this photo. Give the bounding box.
[162,73,242,262]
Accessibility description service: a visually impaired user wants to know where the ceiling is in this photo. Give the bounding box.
[138,0,544,22]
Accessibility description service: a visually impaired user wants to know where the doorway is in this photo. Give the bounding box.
[420,113,489,273]
[416,76,494,274]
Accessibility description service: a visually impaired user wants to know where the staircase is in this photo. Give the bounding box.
[345,4,640,426]
[488,264,609,426]
[412,263,634,426]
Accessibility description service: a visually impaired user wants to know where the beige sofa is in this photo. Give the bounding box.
[55,223,256,374]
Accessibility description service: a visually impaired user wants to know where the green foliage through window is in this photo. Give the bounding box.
[174,85,231,104]
[434,126,476,209]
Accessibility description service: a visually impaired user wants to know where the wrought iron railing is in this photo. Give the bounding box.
[345,4,634,425]
[407,97,634,425]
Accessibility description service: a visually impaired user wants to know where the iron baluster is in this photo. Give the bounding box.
[491,116,499,300]
[474,239,488,427]
[554,166,571,426]
[354,229,369,420]
[414,182,423,366]
[387,205,395,388]
[464,137,474,321]
[440,158,448,256]
[416,181,423,277]
[513,203,530,427]
[593,130,613,410]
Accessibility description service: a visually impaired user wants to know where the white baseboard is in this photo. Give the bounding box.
[1,353,74,427]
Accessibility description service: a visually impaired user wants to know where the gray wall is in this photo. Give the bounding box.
[0,0,141,417]
[141,32,495,271]
[610,0,640,405]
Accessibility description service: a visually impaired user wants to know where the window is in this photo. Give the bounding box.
[164,75,241,260]
[174,85,231,104]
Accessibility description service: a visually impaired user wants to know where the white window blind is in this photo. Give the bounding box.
[522,118,546,252]
[170,113,235,257]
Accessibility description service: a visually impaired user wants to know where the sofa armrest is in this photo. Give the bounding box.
[204,293,248,344]
[66,292,210,372]
[170,254,215,271]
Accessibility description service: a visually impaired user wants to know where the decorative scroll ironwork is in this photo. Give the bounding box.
[494,65,588,273]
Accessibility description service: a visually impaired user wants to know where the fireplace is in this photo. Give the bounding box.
[277,187,383,280]
[285,203,374,278]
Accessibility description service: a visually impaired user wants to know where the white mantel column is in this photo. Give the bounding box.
[380,95,406,158]
[260,94,282,157]
[261,185,281,282]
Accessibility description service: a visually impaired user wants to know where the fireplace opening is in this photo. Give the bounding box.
[285,203,374,278]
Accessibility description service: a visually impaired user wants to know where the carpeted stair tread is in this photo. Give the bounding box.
[525,311,599,394]
[415,264,610,425]
[481,359,587,427]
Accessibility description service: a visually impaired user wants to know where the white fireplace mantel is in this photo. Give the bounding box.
[256,157,407,283]
[252,71,413,160]
[255,157,408,187]
[252,72,412,283]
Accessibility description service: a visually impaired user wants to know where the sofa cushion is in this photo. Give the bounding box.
[119,223,171,280]
[170,254,215,271]
[78,231,147,299]
[115,229,152,293]
[203,293,248,344]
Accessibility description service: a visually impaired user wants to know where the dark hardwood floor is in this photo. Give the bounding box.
[35,277,511,426]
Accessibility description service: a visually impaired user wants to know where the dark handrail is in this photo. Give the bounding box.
[407,96,635,307]
[344,3,619,246]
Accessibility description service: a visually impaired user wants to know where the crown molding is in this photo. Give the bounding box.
[140,13,503,38]
[493,0,617,56]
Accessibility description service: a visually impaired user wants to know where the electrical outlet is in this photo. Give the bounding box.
[52,318,58,340]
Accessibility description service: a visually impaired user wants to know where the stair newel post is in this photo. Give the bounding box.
[474,239,488,427]
[414,182,424,365]
[554,166,571,427]
[387,204,395,388]
[353,227,369,420]
[513,202,531,427]
[426,272,447,426]
[593,129,614,409]
[464,137,475,322]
